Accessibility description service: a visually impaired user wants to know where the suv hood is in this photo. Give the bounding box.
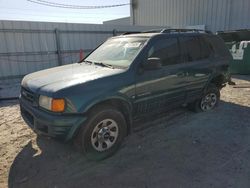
[22,63,125,93]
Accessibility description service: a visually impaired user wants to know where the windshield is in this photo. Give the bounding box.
[84,37,148,68]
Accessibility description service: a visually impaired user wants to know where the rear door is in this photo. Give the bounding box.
[134,36,187,116]
[179,35,214,102]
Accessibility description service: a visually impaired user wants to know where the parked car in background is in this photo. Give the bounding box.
[20,29,232,160]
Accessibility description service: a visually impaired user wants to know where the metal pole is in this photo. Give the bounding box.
[131,0,136,25]
[55,28,62,66]
[112,29,117,36]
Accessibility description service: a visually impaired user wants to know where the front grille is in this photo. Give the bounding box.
[21,87,35,103]
[36,123,48,133]
[21,107,34,127]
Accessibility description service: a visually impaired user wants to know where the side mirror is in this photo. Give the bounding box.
[143,57,162,70]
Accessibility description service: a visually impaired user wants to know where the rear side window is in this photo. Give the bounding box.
[147,37,181,66]
[179,36,201,62]
[179,36,212,62]
[204,35,231,58]
[199,36,213,59]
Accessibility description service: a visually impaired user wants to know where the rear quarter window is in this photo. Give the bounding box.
[199,36,213,59]
[179,35,213,62]
[204,35,231,58]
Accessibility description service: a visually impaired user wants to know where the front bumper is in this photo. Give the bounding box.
[20,98,87,141]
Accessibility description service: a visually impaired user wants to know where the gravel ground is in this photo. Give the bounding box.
[0,76,250,188]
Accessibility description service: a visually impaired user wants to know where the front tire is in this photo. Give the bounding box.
[188,84,220,112]
[75,105,127,160]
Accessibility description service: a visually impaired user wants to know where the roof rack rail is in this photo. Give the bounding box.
[141,29,166,33]
[122,29,165,35]
[160,28,212,34]
[121,28,212,35]
[121,31,141,35]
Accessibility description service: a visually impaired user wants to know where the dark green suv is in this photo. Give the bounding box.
[20,29,232,159]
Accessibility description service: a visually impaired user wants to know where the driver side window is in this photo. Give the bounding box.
[147,37,181,66]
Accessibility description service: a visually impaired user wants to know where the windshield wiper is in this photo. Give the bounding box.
[93,62,114,69]
[78,60,93,64]
[79,60,114,69]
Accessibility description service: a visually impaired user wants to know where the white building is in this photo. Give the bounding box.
[130,0,250,32]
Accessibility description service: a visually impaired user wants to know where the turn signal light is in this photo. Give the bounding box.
[51,99,65,112]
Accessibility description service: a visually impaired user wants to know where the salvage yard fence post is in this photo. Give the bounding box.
[55,28,62,66]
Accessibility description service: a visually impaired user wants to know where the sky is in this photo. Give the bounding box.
[0,0,130,24]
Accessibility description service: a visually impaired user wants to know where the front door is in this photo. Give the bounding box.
[134,37,187,117]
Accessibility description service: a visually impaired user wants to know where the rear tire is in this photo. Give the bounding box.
[188,84,220,112]
[75,105,127,160]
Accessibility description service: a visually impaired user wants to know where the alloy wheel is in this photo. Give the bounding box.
[91,119,119,152]
[200,93,217,111]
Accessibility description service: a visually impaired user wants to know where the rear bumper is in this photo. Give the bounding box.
[20,98,87,141]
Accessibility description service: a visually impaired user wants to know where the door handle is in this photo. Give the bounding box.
[177,72,186,77]
[137,92,151,97]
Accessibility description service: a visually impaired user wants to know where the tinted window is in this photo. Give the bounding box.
[204,35,232,58]
[199,36,213,59]
[179,36,201,62]
[147,37,181,66]
[179,36,212,62]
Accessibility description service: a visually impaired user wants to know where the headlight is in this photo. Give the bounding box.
[39,95,52,110]
[39,95,65,112]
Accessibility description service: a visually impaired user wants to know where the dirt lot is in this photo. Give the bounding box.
[1,76,250,188]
